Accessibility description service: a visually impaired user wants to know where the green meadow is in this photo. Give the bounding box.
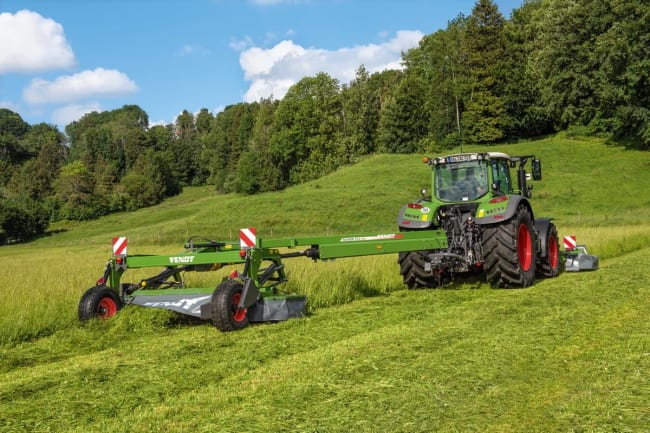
[1,135,649,432]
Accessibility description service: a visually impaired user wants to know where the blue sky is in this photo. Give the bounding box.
[0,0,523,131]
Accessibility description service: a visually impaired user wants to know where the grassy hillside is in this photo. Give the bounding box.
[1,135,650,432]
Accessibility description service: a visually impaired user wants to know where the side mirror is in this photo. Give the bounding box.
[532,159,542,180]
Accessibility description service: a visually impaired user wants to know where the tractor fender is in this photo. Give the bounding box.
[475,196,534,226]
[534,217,554,259]
[397,203,435,230]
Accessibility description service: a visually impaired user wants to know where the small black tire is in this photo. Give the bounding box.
[398,251,447,288]
[537,223,561,278]
[78,285,122,321]
[482,204,537,288]
[211,280,249,332]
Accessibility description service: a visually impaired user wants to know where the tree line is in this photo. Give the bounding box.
[1,0,648,242]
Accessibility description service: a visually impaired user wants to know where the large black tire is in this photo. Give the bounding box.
[537,222,561,278]
[211,280,249,332]
[482,204,537,288]
[398,251,446,289]
[78,285,122,321]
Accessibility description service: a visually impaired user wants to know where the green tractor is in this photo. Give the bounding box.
[397,152,560,288]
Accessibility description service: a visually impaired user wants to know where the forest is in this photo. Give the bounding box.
[1,0,648,242]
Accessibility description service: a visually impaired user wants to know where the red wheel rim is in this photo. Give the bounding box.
[97,297,117,319]
[231,292,247,323]
[518,224,533,271]
[548,234,558,269]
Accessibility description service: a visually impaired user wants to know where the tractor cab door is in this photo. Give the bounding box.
[490,159,513,195]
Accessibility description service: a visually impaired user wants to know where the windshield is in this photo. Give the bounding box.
[434,160,489,202]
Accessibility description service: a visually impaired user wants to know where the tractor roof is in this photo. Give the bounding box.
[426,152,511,165]
[444,152,511,160]
[486,152,511,160]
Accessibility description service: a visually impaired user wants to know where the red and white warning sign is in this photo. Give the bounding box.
[240,228,257,249]
[563,235,577,251]
[112,237,128,256]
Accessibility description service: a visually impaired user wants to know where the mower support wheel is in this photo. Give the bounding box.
[78,285,122,321]
[211,280,249,332]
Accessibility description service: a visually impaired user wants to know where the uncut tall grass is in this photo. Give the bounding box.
[1,135,649,345]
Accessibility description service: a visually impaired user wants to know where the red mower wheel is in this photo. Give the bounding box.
[230,292,248,323]
[97,297,118,319]
[211,280,249,332]
[78,285,122,321]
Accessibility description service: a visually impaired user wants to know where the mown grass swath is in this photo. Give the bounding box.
[1,136,649,432]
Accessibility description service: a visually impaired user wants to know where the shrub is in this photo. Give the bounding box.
[0,196,50,243]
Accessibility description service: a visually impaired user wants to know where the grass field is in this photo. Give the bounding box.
[1,135,649,432]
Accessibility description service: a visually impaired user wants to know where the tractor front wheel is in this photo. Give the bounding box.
[211,280,249,332]
[398,251,448,288]
[78,285,122,321]
[482,204,537,288]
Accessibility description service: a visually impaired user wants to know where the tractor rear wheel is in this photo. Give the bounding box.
[482,204,537,288]
[398,251,447,288]
[78,285,121,321]
[537,222,561,278]
[211,280,249,332]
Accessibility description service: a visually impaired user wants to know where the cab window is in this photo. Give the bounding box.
[435,161,488,202]
[491,160,512,194]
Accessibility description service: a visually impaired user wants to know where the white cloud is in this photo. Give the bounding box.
[239,30,423,102]
[23,68,138,105]
[52,103,103,126]
[240,40,306,78]
[0,10,75,74]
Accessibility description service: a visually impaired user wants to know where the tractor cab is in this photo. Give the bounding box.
[434,158,490,202]
[428,152,538,202]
